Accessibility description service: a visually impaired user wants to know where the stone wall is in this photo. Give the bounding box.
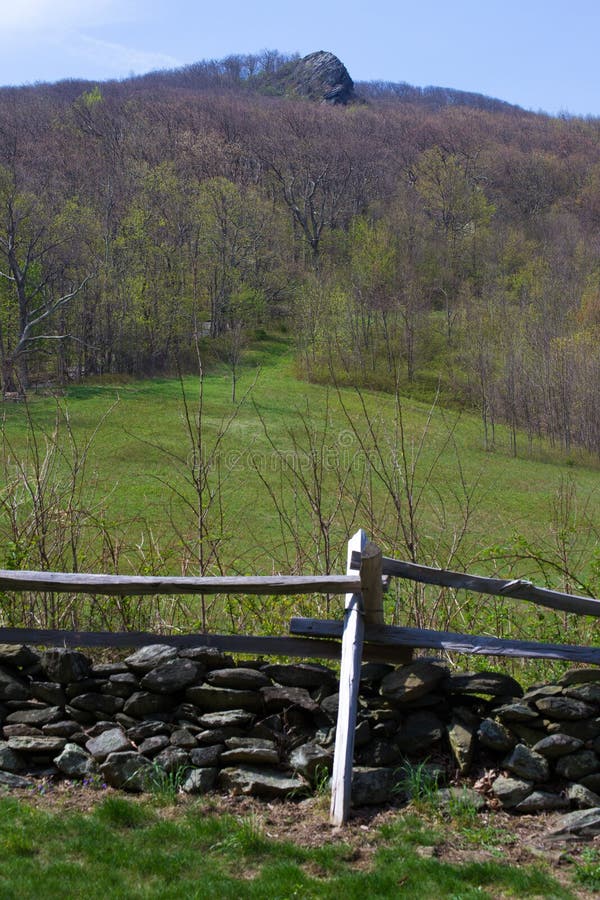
[2,642,600,814]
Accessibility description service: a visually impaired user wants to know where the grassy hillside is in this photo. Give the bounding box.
[1,339,599,677]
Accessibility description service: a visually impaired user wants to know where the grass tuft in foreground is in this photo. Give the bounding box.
[0,795,577,898]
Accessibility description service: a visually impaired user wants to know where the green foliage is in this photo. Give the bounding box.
[94,796,154,829]
[146,763,190,805]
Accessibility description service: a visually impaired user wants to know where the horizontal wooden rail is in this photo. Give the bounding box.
[351,552,600,618]
[291,617,600,665]
[0,570,360,597]
[0,626,410,664]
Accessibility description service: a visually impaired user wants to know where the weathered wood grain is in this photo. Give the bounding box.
[291,617,600,664]
[0,570,360,597]
[351,552,600,618]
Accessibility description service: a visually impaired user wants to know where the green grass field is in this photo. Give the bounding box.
[1,336,599,668]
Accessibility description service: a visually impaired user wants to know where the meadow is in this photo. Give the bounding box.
[1,336,599,679]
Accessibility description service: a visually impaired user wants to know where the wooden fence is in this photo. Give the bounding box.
[1,528,600,825]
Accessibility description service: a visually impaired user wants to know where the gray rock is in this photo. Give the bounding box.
[124,644,178,674]
[69,694,124,716]
[444,672,523,697]
[515,791,569,813]
[182,767,217,794]
[170,729,197,749]
[478,718,516,753]
[100,752,152,792]
[0,770,34,789]
[360,663,394,685]
[224,737,276,750]
[7,735,66,754]
[219,766,306,798]
[126,721,171,742]
[354,719,371,747]
[567,783,600,809]
[102,673,140,697]
[522,685,564,702]
[5,705,63,727]
[546,718,600,740]
[65,705,96,726]
[189,745,224,767]
[40,649,90,684]
[0,644,38,668]
[206,668,270,690]
[503,744,550,782]
[507,721,546,744]
[197,710,255,729]
[358,739,402,767]
[492,774,533,808]
[86,728,133,761]
[396,711,444,753]
[564,684,600,704]
[581,773,600,793]
[289,742,332,782]
[138,735,170,758]
[220,746,279,765]
[380,661,447,704]
[3,724,42,737]
[196,728,245,745]
[535,696,596,720]
[261,686,318,713]
[447,719,476,774]
[262,663,336,689]
[0,742,25,773]
[54,743,97,778]
[65,678,104,700]
[179,647,233,669]
[186,685,262,713]
[532,733,584,758]
[153,747,190,774]
[0,665,29,701]
[320,694,339,719]
[140,659,200,694]
[437,786,485,812]
[559,668,600,686]
[549,807,600,837]
[555,751,599,780]
[29,682,67,706]
[90,662,129,676]
[287,51,355,105]
[494,702,539,722]
[122,692,171,718]
[351,766,398,806]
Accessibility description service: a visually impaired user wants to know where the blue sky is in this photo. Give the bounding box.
[2,0,600,116]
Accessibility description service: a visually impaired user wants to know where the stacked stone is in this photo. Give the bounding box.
[3,642,600,813]
[0,643,337,798]
[481,668,600,813]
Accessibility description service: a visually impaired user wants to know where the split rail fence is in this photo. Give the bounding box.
[1,528,600,824]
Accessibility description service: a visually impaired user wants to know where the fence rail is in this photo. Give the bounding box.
[2,530,600,826]
[0,570,360,597]
[351,552,600,618]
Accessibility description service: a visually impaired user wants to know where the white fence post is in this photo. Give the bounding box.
[330,528,367,826]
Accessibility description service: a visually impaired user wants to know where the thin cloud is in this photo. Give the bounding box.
[76,35,180,76]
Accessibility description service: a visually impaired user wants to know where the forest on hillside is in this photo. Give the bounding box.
[2,51,600,455]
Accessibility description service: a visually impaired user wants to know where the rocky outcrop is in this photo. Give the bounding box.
[1,642,600,815]
[286,51,355,105]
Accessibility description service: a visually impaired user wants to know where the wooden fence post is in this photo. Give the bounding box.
[330,528,367,827]
[360,541,384,626]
